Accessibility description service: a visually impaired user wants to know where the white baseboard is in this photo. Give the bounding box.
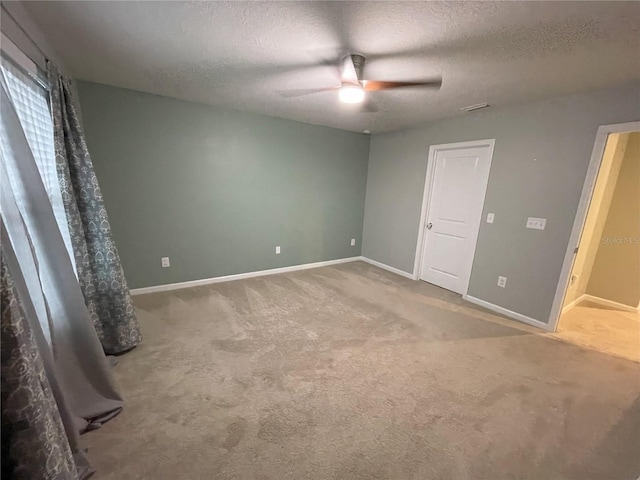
[561,295,583,315]
[463,295,552,331]
[580,294,639,313]
[359,256,415,279]
[130,256,361,295]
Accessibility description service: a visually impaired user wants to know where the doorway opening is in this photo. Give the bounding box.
[555,128,639,362]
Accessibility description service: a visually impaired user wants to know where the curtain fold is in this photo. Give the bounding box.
[48,63,141,354]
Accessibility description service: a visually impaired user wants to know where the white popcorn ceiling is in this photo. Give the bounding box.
[24,1,640,133]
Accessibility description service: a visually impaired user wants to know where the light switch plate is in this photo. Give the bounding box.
[526,217,546,230]
[487,213,495,224]
[351,238,356,246]
[275,246,281,254]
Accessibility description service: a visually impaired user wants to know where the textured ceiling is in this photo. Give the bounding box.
[23,1,640,133]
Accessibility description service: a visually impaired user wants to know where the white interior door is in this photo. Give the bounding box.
[419,141,493,294]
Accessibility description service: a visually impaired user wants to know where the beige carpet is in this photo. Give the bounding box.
[557,302,640,363]
[85,261,640,480]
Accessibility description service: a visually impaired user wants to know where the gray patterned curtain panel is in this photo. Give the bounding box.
[48,63,141,354]
[1,254,81,480]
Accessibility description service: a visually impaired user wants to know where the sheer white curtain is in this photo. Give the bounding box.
[1,58,76,271]
[0,58,74,345]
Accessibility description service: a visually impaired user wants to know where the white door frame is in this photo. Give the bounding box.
[412,138,496,297]
[548,121,640,331]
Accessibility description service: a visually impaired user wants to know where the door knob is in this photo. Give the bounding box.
[426,222,433,230]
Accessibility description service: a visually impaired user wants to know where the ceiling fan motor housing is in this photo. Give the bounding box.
[350,54,366,82]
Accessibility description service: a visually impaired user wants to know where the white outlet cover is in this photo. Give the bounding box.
[351,238,356,246]
[497,276,507,288]
[275,246,281,254]
[526,217,546,230]
[161,257,170,268]
[487,213,495,224]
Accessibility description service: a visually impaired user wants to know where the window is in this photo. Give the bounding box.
[1,57,75,268]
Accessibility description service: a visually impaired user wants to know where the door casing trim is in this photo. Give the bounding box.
[413,138,496,298]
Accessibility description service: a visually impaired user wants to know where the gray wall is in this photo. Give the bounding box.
[77,81,370,289]
[362,84,640,323]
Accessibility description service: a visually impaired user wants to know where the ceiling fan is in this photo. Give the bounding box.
[280,54,442,109]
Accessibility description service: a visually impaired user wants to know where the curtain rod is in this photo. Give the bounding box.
[1,4,50,66]
[1,33,49,90]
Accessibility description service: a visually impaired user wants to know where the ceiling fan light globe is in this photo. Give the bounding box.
[339,85,365,104]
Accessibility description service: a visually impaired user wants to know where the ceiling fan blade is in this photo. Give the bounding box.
[278,86,340,98]
[363,79,442,91]
[340,55,359,86]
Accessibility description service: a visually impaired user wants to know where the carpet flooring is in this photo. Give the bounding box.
[85,261,640,480]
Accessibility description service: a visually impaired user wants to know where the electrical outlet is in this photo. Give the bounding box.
[161,257,170,268]
[351,238,356,246]
[486,213,495,223]
[526,217,546,230]
[497,276,507,288]
[275,246,281,255]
